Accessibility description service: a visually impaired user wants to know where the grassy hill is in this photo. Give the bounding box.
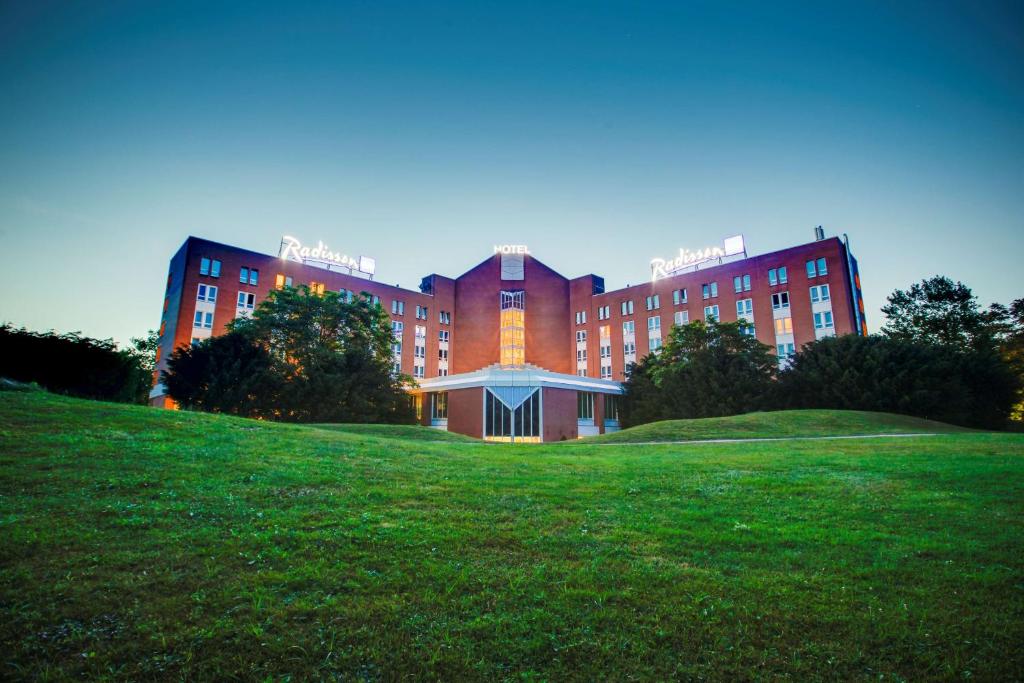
[310,422,480,443]
[581,409,970,443]
[2,391,1023,680]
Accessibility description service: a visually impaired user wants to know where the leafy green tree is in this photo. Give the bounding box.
[881,276,995,350]
[163,331,282,417]
[777,334,1018,429]
[128,329,160,375]
[620,319,777,427]
[991,298,1024,423]
[230,286,414,423]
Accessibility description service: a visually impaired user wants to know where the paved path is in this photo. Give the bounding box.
[585,432,941,446]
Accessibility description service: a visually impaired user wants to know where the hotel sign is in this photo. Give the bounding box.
[650,235,745,280]
[494,244,529,255]
[279,235,376,276]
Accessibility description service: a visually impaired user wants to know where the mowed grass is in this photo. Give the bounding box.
[580,409,970,443]
[1,392,1023,681]
[310,422,480,443]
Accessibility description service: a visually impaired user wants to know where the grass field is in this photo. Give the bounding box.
[2,391,1023,680]
[579,409,971,443]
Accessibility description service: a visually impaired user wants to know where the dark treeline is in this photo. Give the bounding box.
[0,325,155,404]
[621,277,1023,430]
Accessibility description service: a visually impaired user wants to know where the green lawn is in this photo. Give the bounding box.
[581,409,970,443]
[310,422,480,443]
[2,391,1023,680]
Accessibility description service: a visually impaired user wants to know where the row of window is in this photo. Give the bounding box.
[577,283,832,325]
[576,392,620,422]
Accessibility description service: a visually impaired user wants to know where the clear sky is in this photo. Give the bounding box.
[1,1,1021,345]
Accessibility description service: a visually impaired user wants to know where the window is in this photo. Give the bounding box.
[774,317,794,335]
[623,320,635,335]
[740,323,756,337]
[392,300,405,315]
[200,258,221,277]
[736,299,753,317]
[742,274,751,291]
[308,282,325,295]
[702,282,718,299]
[576,330,586,343]
[238,268,258,285]
[776,343,795,358]
[413,366,425,379]
[415,305,427,320]
[673,288,688,305]
[600,365,612,379]
[648,337,662,351]
[623,341,636,355]
[597,305,610,320]
[438,348,448,361]
[645,295,660,310]
[439,310,451,325]
[704,305,720,321]
[771,292,790,309]
[807,258,828,278]
[431,392,448,420]
[604,395,619,422]
[392,320,404,335]
[620,300,634,316]
[814,311,835,329]
[575,311,587,325]
[810,285,831,303]
[500,290,525,367]
[599,325,610,339]
[577,392,594,421]
[599,344,611,359]
[647,316,661,331]
[237,292,255,310]
[577,348,587,363]
[674,310,689,326]
[275,274,294,289]
[439,330,450,343]
[338,288,352,302]
[197,284,217,302]
[769,267,788,285]
[193,311,213,329]
[484,388,540,442]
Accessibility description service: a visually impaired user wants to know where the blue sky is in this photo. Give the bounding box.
[1,1,1021,345]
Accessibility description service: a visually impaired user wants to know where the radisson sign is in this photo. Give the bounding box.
[650,235,746,281]
[279,235,376,277]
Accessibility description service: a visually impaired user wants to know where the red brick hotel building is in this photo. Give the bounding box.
[151,228,866,441]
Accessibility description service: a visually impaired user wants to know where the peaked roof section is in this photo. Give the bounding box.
[447,251,575,283]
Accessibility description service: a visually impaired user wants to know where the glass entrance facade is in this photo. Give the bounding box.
[484,387,540,442]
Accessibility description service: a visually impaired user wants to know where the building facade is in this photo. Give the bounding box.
[151,230,866,441]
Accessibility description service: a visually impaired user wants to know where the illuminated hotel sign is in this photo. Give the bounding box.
[279,235,376,277]
[650,235,746,280]
[494,244,529,255]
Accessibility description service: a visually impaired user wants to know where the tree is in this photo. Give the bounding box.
[881,276,995,350]
[163,331,282,417]
[620,319,777,427]
[776,334,1018,429]
[163,287,415,423]
[0,325,151,404]
[992,298,1024,423]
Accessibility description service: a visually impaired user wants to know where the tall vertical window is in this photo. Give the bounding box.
[577,392,594,421]
[431,392,448,420]
[500,290,525,367]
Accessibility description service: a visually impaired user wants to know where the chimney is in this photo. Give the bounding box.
[814,225,825,241]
